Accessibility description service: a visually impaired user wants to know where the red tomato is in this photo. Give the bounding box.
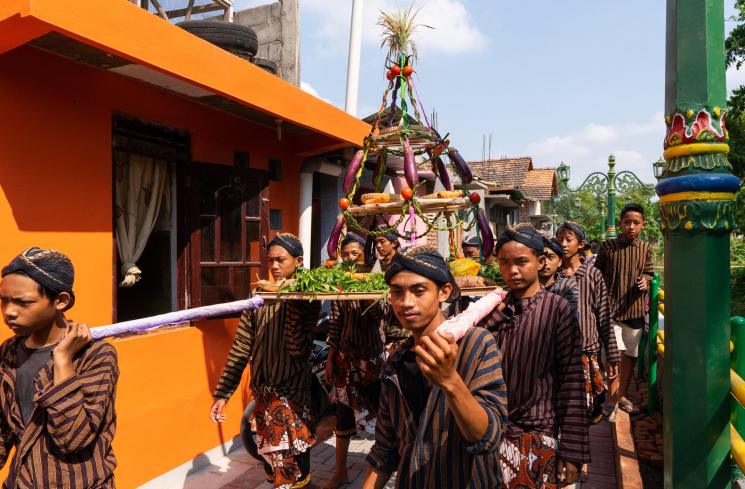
[386,71,394,81]
[390,65,401,76]
[403,66,414,77]
[401,187,414,201]
[469,192,481,204]
[325,259,337,269]
[339,198,350,210]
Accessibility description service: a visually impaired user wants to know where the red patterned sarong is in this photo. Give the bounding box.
[581,352,607,410]
[253,391,315,489]
[498,432,558,489]
[329,351,384,413]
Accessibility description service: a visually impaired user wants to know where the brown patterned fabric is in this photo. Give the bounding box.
[498,432,558,489]
[0,337,118,488]
[561,262,620,365]
[254,390,316,489]
[213,299,321,409]
[595,237,655,322]
[329,351,384,414]
[476,289,590,465]
[581,353,607,410]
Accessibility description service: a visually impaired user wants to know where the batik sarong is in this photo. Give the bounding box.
[581,352,607,410]
[253,390,316,489]
[329,350,384,413]
[499,431,558,489]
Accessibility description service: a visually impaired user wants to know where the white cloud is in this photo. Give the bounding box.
[300,81,334,105]
[524,113,666,184]
[581,123,617,144]
[728,65,745,95]
[303,0,486,57]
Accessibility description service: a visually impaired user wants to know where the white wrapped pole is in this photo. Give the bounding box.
[91,297,265,339]
[437,289,506,341]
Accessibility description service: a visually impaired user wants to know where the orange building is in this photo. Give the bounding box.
[0,1,368,487]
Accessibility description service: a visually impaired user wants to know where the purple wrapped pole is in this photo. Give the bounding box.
[90,296,265,339]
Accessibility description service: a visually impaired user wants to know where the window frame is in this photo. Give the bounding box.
[179,162,269,309]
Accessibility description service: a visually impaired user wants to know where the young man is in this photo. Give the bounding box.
[477,226,588,488]
[371,227,400,272]
[0,247,118,488]
[211,233,320,489]
[363,246,508,489]
[325,234,386,489]
[539,236,579,315]
[557,222,619,424]
[595,204,654,415]
[462,235,482,259]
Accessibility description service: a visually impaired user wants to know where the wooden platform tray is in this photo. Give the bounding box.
[256,286,499,301]
[347,197,472,217]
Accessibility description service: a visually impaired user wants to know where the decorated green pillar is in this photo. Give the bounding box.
[607,155,617,238]
[658,1,740,487]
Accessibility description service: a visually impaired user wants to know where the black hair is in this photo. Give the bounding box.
[620,203,645,220]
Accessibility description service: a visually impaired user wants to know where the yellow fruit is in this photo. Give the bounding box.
[449,258,481,276]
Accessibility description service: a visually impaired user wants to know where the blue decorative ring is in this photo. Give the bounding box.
[655,173,741,197]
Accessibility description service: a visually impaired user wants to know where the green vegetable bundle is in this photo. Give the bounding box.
[479,261,504,286]
[283,266,388,294]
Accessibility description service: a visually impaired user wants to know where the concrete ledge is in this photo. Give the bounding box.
[612,410,644,489]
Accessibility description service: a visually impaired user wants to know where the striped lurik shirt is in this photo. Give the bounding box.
[561,262,620,365]
[545,275,579,319]
[595,237,655,322]
[367,327,508,488]
[328,300,384,360]
[214,299,321,409]
[0,337,118,489]
[476,289,590,465]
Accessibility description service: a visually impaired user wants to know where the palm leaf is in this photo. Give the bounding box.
[377,4,432,62]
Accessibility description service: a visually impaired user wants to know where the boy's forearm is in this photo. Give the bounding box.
[361,465,392,489]
[442,375,489,444]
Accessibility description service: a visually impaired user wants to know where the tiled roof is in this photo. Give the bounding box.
[467,157,557,201]
[468,157,533,187]
[522,168,558,201]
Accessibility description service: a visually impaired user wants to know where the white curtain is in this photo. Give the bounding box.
[115,153,170,287]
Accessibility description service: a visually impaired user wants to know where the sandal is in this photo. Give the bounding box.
[619,398,639,414]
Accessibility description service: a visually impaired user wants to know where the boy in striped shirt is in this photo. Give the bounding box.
[363,246,508,489]
[325,234,386,489]
[595,204,654,415]
[210,233,320,489]
[557,222,619,426]
[478,226,588,488]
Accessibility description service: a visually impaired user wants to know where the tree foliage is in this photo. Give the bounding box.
[726,1,745,232]
[544,181,661,245]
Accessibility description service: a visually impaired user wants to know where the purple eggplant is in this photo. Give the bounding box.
[373,151,387,191]
[342,150,365,195]
[327,214,346,260]
[448,148,473,184]
[432,155,452,190]
[403,138,418,189]
[476,208,494,258]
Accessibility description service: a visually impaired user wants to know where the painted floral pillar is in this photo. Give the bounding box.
[657,1,741,487]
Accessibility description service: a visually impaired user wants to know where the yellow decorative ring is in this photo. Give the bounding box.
[663,143,729,160]
[659,191,735,204]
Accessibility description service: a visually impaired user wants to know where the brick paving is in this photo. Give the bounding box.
[182,416,617,489]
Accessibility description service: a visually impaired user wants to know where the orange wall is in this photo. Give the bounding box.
[0,45,313,487]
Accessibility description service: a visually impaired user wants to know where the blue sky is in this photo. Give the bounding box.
[232,0,743,185]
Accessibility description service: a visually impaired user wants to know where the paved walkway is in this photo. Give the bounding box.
[181,416,617,489]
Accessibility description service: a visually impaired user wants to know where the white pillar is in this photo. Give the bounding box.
[298,171,314,263]
[344,0,364,116]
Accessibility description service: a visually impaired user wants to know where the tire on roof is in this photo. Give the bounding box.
[176,20,258,59]
[252,58,278,75]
